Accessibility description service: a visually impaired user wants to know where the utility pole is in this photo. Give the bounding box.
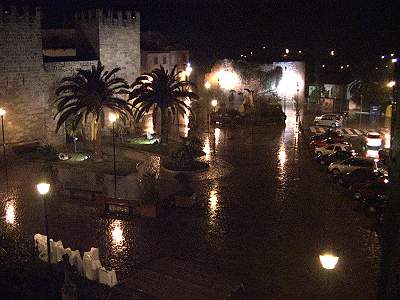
[379,62,400,298]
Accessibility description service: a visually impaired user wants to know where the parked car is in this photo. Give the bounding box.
[316,150,355,166]
[349,181,388,205]
[309,136,347,149]
[314,114,343,128]
[365,132,382,148]
[309,130,342,142]
[315,143,352,156]
[328,157,377,175]
[337,168,387,188]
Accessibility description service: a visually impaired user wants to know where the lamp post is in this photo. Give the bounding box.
[185,62,192,82]
[109,113,118,198]
[0,108,6,163]
[205,82,211,133]
[73,137,78,153]
[211,99,218,155]
[37,182,51,266]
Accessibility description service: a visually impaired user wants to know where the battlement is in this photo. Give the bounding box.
[0,5,41,24]
[75,8,139,26]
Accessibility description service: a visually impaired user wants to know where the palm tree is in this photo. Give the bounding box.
[54,62,131,158]
[129,65,198,144]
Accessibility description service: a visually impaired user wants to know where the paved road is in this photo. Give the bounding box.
[0,108,380,298]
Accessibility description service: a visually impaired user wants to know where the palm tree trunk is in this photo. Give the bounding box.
[160,108,168,145]
[91,118,103,160]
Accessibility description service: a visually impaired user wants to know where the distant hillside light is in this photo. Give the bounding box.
[381,55,385,59]
[262,46,266,49]
[285,48,289,54]
[392,58,398,63]
[322,64,326,68]
[391,53,395,57]
[298,50,302,54]
[330,50,335,56]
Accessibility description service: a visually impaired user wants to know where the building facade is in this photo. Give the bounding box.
[0,5,140,146]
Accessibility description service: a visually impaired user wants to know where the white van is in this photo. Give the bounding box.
[314,114,343,128]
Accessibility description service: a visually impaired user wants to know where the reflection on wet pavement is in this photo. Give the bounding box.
[0,108,380,297]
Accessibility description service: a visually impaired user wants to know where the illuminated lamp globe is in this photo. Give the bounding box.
[0,108,5,116]
[204,81,211,89]
[319,253,339,270]
[387,81,396,88]
[109,112,118,123]
[211,99,218,107]
[37,183,50,195]
[185,63,193,77]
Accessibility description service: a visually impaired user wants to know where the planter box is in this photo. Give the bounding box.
[175,193,197,208]
[139,205,158,218]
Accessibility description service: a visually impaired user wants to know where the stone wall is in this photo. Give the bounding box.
[0,5,141,147]
[0,5,57,145]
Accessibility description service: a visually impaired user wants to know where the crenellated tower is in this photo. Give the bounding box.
[75,8,141,83]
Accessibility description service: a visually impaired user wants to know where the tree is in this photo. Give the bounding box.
[129,65,199,144]
[54,62,131,158]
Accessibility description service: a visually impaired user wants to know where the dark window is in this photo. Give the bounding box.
[17,7,24,16]
[84,11,89,19]
[112,10,118,19]
[163,56,167,64]
[154,57,158,65]
[122,11,127,19]
[103,9,108,18]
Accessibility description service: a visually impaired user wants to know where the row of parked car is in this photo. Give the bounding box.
[309,129,389,220]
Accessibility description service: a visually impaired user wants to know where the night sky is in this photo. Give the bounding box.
[34,0,400,66]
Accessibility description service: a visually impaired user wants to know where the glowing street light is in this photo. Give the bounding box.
[211,99,218,111]
[185,62,192,81]
[0,108,6,168]
[211,100,218,155]
[330,50,335,56]
[204,81,211,89]
[319,253,339,270]
[387,81,396,88]
[392,58,398,63]
[381,55,385,59]
[391,53,395,57]
[36,182,51,266]
[109,112,118,197]
[285,48,289,54]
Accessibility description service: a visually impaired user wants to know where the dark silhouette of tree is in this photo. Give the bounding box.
[54,62,131,158]
[129,65,198,144]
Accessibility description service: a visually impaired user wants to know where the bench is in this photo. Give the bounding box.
[64,186,103,201]
[103,197,140,216]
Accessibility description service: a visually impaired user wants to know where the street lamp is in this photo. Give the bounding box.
[387,81,396,88]
[185,62,192,81]
[37,182,51,266]
[204,81,211,90]
[211,100,218,154]
[0,108,6,162]
[109,112,118,198]
[73,137,78,153]
[319,253,339,270]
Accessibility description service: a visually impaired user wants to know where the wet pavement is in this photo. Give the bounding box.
[0,108,380,298]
